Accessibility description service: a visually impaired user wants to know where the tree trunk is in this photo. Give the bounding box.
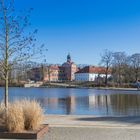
[4,73,8,109]
[4,39,9,109]
[105,67,108,87]
[2,0,9,109]
[48,66,51,84]
[105,73,108,86]
[5,29,9,109]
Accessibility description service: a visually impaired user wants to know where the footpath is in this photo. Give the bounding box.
[42,115,140,140]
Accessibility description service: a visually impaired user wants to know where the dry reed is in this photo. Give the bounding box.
[21,99,44,130]
[0,101,5,118]
[0,99,44,132]
[5,102,24,132]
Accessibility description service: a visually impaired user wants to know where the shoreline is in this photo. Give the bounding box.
[94,87,139,91]
[1,85,139,91]
[35,85,139,91]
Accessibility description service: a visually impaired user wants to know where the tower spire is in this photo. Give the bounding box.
[67,53,71,62]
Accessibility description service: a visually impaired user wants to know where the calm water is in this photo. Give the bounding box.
[0,87,140,116]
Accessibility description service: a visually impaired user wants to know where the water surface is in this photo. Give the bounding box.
[0,87,140,116]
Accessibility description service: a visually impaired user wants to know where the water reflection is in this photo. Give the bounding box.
[0,87,140,116]
[110,94,140,116]
[38,93,140,116]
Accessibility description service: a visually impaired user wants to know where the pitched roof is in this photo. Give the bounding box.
[49,65,59,70]
[75,66,111,74]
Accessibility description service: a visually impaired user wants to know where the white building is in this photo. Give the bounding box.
[75,66,111,81]
[75,73,98,81]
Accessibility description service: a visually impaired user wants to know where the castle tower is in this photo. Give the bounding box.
[67,53,71,63]
[60,53,77,81]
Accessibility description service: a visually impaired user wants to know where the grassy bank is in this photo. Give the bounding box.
[42,81,137,89]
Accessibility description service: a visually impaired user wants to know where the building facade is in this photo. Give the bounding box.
[27,67,42,82]
[75,66,111,81]
[59,54,77,81]
[28,54,77,82]
[43,65,59,82]
[27,65,59,82]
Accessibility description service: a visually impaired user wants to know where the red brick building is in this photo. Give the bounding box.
[28,54,77,82]
[43,65,59,82]
[59,54,77,81]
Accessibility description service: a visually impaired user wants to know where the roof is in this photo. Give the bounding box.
[75,66,111,74]
[49,65,59,70]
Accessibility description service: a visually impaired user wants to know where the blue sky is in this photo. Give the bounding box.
[15,0,140,65]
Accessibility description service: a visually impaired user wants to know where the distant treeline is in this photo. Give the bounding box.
[100,50,140,86]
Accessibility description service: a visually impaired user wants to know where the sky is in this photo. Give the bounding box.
[15,0,140,65]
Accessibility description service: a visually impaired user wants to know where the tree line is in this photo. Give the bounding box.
[100,49,140,87]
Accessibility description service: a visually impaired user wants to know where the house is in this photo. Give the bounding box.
[27,67,42,82]
[27,65,59,82]
[75,66,111,81]
[59,53,77,81]
[43,65,59,82]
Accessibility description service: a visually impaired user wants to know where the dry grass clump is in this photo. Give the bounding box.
[0,99,44,132]
[5,102,24,132]
[21,99,44,130]
[0,101,5,118]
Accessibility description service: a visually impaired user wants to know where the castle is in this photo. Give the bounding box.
[28,54,77,82]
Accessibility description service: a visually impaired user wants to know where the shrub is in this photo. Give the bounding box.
[5,102,24,132]
[0,99,44,132]
[0,101,5,119]
[21,99,44,130]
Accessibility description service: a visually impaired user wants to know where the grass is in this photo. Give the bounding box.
[22,99,44,130]
[0,101,5,118]
[0,99,44,132]
[5,102,24,132]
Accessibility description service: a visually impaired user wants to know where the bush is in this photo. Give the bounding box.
[5,102,24,132]
[0,99,44,132]
[0,101,5,118]
[21,99,44,130]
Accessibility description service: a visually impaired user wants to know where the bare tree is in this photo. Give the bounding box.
[112,52,127,86]
[100,49,113,86]
[0,0,45,109]
[130,53,140,81]
[47,65,53,84]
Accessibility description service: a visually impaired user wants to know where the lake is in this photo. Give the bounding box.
[0,87,140,116]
